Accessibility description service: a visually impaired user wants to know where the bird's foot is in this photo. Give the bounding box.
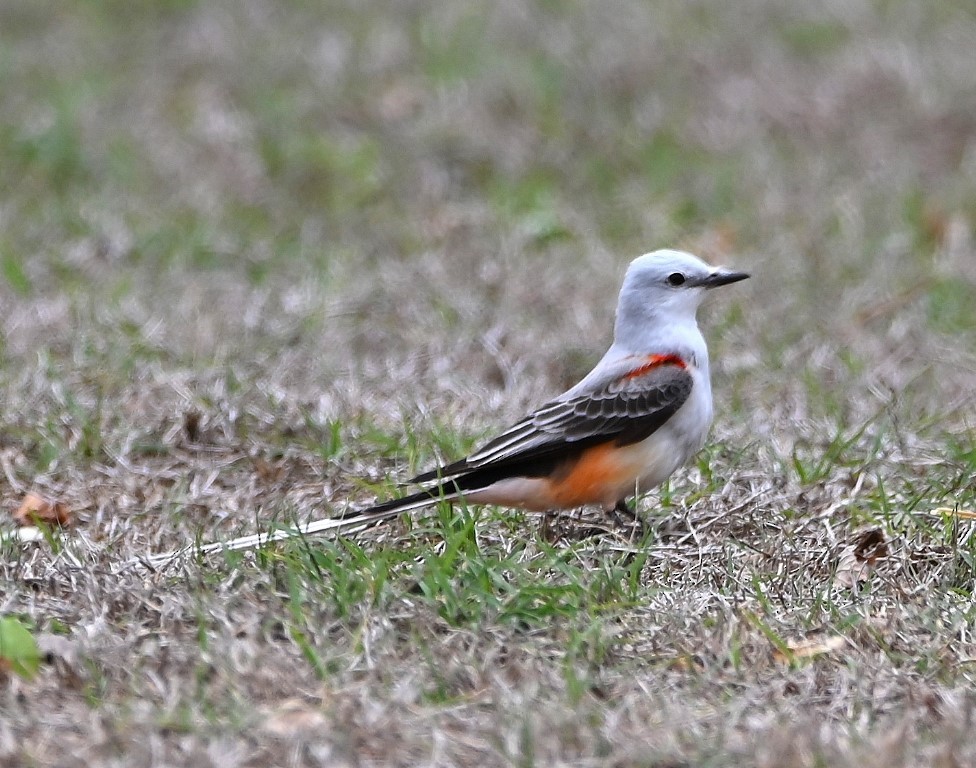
[539,504,648,544]
[539,509,606,544]
[608,500,648,541]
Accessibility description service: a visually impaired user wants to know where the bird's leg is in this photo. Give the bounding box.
[609,498,647,540]
[540,509,551,541]
[540,508,607,543]
[539,509,562,544]
[611,499,637,522]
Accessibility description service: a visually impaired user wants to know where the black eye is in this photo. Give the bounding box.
[667,272,686,286]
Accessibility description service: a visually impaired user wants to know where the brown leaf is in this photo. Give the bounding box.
[773,635,846,664]
[834,527,888,588]
[853,527,889,562]
[252,456,286,484]
[260,699,328,737]
[667,653,705,672]
[12,492,73,527]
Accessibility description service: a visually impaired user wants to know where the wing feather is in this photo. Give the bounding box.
[410,363,693,484]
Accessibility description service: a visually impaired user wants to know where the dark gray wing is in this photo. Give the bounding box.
[411,363,693,483]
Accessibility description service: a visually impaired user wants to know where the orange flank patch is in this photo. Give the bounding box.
[544,442,642,508]
[623,353,686,379]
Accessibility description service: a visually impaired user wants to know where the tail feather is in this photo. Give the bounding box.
[126,484,466,570]
[410,461,469,485]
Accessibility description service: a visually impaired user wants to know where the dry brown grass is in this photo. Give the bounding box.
[2,0,976,765]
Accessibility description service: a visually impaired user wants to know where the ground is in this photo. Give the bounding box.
[2,0,976,765]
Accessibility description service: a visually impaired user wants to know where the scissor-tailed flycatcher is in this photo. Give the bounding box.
[138,249,747,566]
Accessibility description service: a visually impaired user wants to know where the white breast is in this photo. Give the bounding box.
[635,362,713,492]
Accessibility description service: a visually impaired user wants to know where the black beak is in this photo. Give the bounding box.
[696,269,750,289]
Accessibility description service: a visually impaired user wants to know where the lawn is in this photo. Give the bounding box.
[2,0,976,765]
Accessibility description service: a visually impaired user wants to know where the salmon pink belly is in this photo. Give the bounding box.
[466,437,677,512]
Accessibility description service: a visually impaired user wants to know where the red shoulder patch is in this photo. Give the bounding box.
[623,354,687,379]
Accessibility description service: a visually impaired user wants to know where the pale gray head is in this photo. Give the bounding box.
[613,249,749,349]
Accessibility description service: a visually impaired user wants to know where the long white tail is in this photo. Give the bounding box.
[126,486,464,570]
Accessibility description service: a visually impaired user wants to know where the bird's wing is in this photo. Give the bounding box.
[411,358,693,482]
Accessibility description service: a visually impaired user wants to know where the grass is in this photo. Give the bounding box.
[2,0,976,764]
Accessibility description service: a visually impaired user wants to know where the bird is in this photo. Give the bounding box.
[137,249,748,566]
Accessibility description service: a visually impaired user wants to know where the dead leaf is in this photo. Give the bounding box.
[773,635,846,664]
[667,653,705,672]
[253,456,286,484]
[834,527,888,588]
[834,544,871,590]
[852,527,888,561]
[12,492,72,527]
[260,698,328,737]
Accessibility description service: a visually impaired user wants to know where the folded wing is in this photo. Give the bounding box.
[411,362,693,485]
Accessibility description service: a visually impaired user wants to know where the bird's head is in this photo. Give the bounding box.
[620,249,749,316]
[613,249,749,350]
